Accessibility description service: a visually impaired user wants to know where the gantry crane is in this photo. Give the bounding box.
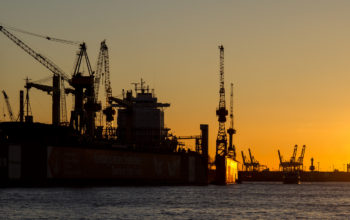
[2,90,14,121]
[278,145,306,172]
[248,148,262,171]
[215,45,228,158]
[241,151,248,170]
[227,83,236,159]
[297,145,306,167]
[290,145,298,163]
[241,148,267,171]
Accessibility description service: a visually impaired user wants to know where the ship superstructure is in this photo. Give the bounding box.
[110,79,175,152]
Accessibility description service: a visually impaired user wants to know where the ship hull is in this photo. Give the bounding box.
[1,144,208,186]
[214,156,238,185]
[282,171,301,184]
[0,122,208,187]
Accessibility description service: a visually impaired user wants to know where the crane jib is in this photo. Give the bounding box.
[0,26,71,82]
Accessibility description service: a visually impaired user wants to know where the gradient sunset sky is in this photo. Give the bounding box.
[1,0,350,171]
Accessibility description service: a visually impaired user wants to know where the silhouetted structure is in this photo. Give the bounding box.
[241,148,267,171]
[309,157,315,172]
[2,91,14,121]
[95,40,115,137]
[278,145,306,184]
[0,26,209,186]
[227,83,236,159]
[214,45,238,185]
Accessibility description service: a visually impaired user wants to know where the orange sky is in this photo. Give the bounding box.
[1,1,350,171]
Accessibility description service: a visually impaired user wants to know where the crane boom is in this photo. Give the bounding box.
[25,81,75,95]
[94,40,112,102]
[103,42,112,103]
[241,151,247,165]
[248,148,254,163]
[2,90,14,121]
[290,145,298,162]
[278,150,283,165]
[0,26,70,81]
[95,43,104,100]
[95,40,115,136]
[1,24,80,45]
[298,145,306,164]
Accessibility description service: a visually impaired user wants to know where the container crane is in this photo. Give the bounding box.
[241,148,267,171]
[248,148,258,171]
[290,145,298,163]
[278,145,306,184]
[278,145,306,172]
[2,90,14,121]
[297,145,306,169]
[241,151,248,171]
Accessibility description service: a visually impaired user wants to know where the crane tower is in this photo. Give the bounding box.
[215,45,228,158]
[95,40,115,137]
[227,83,236,159]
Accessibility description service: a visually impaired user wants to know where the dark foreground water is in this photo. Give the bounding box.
[1,182,350,219]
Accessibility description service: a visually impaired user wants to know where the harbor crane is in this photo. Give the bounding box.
[290,145,298,163]
[95,40,115,136]
[1,25,101,137]
[215,45,228,158]
[297,145,306,165]
[2,90,14,121]
[69,42,101,137]
[241,151,248,170]
[241,148,267,171]
[214,45,239,185]
[278,145,306,172]
[0,25,73,125]
[248,148,260,171]
[227,83,236,159]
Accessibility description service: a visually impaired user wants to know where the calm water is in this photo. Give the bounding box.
[1,182,350,219]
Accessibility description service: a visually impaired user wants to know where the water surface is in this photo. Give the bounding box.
[1,182,350,219]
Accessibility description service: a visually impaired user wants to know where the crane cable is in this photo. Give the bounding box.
[0,23,80,45]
